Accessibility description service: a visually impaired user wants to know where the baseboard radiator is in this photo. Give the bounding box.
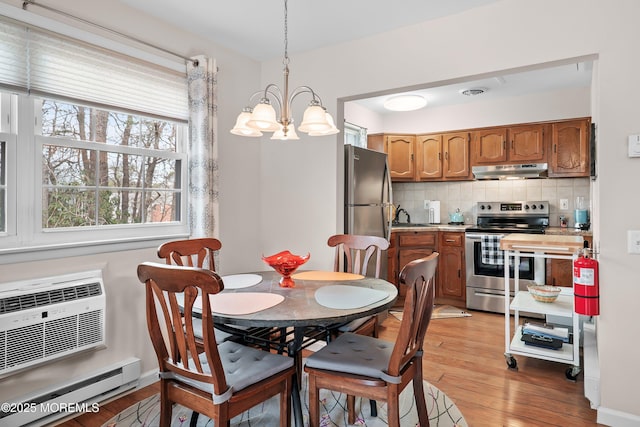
[0,357,141,426]
[0,270,106,377]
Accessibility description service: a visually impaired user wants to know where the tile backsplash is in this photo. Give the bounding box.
[392,178,591,227]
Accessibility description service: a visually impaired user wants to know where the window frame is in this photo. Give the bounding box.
[0,94,189,261]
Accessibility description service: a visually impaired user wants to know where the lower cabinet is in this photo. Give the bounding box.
[388,230,465,305]
[437,232,466,305]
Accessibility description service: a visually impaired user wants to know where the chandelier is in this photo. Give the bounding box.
[230,0,339,140]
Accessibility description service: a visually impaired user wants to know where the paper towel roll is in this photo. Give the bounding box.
[428,200,440,224]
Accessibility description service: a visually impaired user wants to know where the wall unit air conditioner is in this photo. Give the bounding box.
[0,270,106,377]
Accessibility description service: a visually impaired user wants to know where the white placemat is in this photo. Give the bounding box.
[314,285,388,310]
[194,292,284,315]
[221,273,262,289]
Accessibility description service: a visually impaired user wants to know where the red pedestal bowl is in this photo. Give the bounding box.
[262,250,310,288]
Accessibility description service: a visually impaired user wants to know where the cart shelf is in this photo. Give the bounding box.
[500,234,583,380]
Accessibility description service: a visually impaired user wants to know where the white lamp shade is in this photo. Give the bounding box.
[246,102,280,132]
[271,123,300,140]
[230,111,263,136]
[297,105,331,133]
[309,112,340,136]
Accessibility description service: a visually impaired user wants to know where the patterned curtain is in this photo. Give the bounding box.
[186,56,219,238]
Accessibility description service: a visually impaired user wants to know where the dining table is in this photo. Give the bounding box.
[196,269,398,427]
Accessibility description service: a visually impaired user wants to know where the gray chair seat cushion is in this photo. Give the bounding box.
[305,332,401,384]
[168,340,294,404]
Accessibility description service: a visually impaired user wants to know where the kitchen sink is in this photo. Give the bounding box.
[392,223,433,227]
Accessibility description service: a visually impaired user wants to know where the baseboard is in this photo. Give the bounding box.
[597,406,640,427]
[138,369,159,389]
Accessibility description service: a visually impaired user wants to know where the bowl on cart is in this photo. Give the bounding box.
[527,284,562,303]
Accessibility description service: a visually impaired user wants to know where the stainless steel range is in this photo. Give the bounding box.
[465,201,549,314]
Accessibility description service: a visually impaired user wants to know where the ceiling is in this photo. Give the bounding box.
[351,61,593,114]
[119,0,501,61]
[118,0,592,113]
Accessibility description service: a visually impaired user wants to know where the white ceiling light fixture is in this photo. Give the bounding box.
[383,94,427,112]
[230,0,339,140]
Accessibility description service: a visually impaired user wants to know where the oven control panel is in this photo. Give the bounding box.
[477,201,549,216]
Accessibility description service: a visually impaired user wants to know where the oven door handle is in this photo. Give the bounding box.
[465,233,507,240]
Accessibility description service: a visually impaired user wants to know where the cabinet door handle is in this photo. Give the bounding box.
[503,140,506,150]
[458,269,461,278]
[411,153,414,161]
[445,152,449,160]
[554,144,557,153]
[511,140,514,149]
[445,239,456,243]
[438,152,441,160]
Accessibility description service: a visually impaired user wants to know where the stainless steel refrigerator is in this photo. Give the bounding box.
[344,145,393,274]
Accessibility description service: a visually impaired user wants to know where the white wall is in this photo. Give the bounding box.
[259,0,640,422]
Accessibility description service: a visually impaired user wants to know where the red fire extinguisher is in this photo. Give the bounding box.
[573,243,599,315]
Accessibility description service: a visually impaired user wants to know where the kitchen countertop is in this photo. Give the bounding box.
[391,223,470,232]
[391,224,592,236]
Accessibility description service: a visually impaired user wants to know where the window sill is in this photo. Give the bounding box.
[0,233,190,265]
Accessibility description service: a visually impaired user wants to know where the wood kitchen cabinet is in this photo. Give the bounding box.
[437,232,466,305]
[549,118,591,177]
[442,132,471,180]
[389,231,437,296]
[415,133,443,180]
[546,235,592,287]
[472,124,546,165]
[389,230,466,305]
[414,132,470,181]
[367,116,590,182]
[385,134,415,181]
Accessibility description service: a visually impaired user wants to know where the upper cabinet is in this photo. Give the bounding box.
[366,116,591,182]
[415,134,442,180]
[442,132,471,180]
[549,118,591,178]
[386,134,415,181]
[472,124,546,165]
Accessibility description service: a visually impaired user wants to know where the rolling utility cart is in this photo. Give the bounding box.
[500,234,584,381]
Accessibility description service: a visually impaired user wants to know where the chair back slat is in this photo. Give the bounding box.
[327,234,389,278]
[137,262,228,394]
[388,253,438,376]
[158,238,222,270]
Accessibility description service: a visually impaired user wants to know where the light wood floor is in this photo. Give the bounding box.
[55,309,600,427]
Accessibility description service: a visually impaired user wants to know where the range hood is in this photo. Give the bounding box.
[472,163,548,180]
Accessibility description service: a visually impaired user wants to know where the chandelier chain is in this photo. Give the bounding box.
[283,0,289,66]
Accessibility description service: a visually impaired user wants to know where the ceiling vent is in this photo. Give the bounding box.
[461,88,486,96]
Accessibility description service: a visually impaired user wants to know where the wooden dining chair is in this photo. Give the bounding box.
[137,262,295,427]
[157,238,235,345]
[304,252,439,427]
[327,234,390,338]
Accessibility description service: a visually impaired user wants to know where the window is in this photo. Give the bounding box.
[0,15,190,258]
[39,99,184,229]
[0,93,188,255]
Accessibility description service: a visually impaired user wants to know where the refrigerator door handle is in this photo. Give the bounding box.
[383,159,393,241]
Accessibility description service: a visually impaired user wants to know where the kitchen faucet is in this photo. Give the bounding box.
[393,205,410,224]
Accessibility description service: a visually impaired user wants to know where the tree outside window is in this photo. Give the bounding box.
[40,100,183,229]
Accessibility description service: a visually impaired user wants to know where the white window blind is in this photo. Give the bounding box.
[0,15,188,121]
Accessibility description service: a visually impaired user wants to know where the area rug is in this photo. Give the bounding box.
[102,374,466,427]
[390,305,471,322]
